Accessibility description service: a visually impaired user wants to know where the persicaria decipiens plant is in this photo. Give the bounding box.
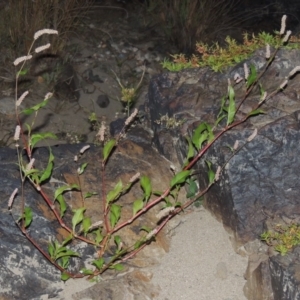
[7,16,300,280]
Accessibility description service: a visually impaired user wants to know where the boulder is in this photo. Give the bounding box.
[146,48,300,299]
[0,127,175,299]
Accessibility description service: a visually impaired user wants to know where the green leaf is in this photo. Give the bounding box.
[56,249,79,260]
[205,161,215,184]
[246,64,257,88]
[23,207,33,228]
[109,204,121,228]
[17,69,28,76]
[192,122,209,150]
[140,226,151,233]
[134,240,144,249]
[48,242,55,259]
[54,184,80,201]
[72,207,86,232]
[170,170,191,188]
[22,99,49,115]
[39,149,54,183]
[58,256,70,268]
[103,139,116,162]
[114,235,122,251]
[93,228,103,244]
[208,169,215,184]
[247,109,265,117]
[214,114,226,128]
[23,168,40,178]
[62,235,73,247]
[56,194,67,218]
[227,85,236,125]
[61,272,70,281]
[84,191,98,199]
[92,258,105,270]
[183,136,194,166]
[186,179,198,198]
[133,199,144,216]
[30,132,57,149]
[110,263,124,271]
[82,217,91,235]
[140,176,151,201]
[106,180,123,203]
[80,268,94,275]
[77,163,88,175]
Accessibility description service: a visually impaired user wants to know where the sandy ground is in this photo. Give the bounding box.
[150,208,248,300]
[62,207,248,300]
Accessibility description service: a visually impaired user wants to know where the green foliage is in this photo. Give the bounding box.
[72,208,86,232]
[140,176,152,201]
[106,180,123,203]
[132,199,144,216]
[261,223,300,256]
[18,207,33,228]
[205,161,215,185]
[39,149,55,183]
[22,100,49,115]
[54,184,80,217]
[191,122,213,150]
[227,86,236,125]
[103,139,116,164]
[163,31,300,73]
[48,238,79,269]
[185,178,198,198]
[109,204,121,228]
[170,170,191,188]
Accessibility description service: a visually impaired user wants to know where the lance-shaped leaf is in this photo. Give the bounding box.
[93,228,103,245]
[114,235,122,252]
[56,194,67,217]
[30,132,57,149]
[133,199,144,216]
[107,180,123,203]
[22,99,49,115]
[80,268,94,275]
[246,64,257,89]
[82,217,91,236]
[227,85,236,125]
[92,257,105,270]
[61,272,70,281]
[39,148,55,183]
[55,248,79,260]
[247,109,265,117]
[110,203,121,228]
[103,139,116,163]
[110,263,124,271]
[192,122,209,150]
[84,191,98,199]
[72,207,86,232]
[170,170,191,188]
[19,207,33,228]
[183,136,194,166]
[186,178,198,198]
[140,176,151,201]
[206,160,215,184]
[77,162,88,175]
[54,184,80,201]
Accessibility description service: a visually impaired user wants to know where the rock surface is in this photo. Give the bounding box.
[0,128,177,299]
[146,48,300,299]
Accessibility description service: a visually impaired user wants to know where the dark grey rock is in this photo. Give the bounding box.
[146,48,300,299]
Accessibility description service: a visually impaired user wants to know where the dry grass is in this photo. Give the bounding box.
[2,0,93,56]
[144,0,241,54]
